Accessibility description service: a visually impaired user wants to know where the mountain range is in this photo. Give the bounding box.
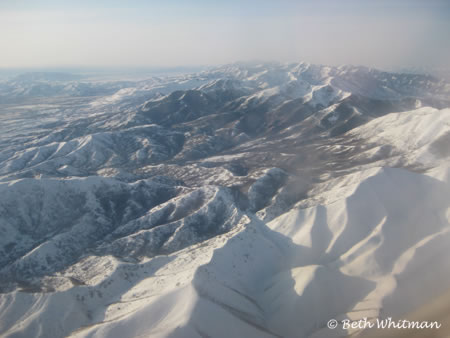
[0,62,449,337]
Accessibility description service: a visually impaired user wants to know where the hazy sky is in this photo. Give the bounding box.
[1,0,449,70]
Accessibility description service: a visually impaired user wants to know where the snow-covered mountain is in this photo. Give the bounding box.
[0,62,449,337]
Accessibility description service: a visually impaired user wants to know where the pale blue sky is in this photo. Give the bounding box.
[1,0,449,69]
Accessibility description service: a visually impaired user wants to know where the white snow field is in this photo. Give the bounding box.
[0,64,449,337]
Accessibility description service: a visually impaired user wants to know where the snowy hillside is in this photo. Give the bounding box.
[0,63,449,337]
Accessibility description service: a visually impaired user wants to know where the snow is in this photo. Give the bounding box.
[51,167,440,337]
[1,63,450,337]
[348,107,450,167]
[2,162,448,338]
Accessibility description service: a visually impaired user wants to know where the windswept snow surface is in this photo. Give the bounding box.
[0,63,449,338]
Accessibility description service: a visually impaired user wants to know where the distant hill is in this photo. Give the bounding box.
[12,71,83,82]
